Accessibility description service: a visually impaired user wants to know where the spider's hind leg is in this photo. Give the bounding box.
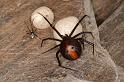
[56,49,77,71]
[77,38,94,55]
[79,40,85,50]
[56,49,61,66]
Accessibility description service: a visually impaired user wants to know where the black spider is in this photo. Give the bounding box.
[25,19,41,40]
[39,13,94,70]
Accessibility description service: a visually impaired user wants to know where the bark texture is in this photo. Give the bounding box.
[0,0,123,82]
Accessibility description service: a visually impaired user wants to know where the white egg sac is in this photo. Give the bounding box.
[53,16,82,44]
[31,6,54,29]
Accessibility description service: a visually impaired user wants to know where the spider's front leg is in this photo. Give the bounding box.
[41,38,61,47]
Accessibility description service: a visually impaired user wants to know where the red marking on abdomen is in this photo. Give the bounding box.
[69,51,78,59]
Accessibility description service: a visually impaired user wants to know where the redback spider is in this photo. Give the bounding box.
[24,19,41,40]
[39,13,94,70]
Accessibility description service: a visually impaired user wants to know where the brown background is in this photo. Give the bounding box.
[0,0,124,82]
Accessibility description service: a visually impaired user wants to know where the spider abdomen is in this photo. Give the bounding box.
[60,38,82,60]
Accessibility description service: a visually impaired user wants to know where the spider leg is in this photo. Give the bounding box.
[41,38,62,47]
[56,49,61,66]
[33,33,41,40]
[38,13,63,39]
[77,38,94,55]
[42,44,60,54]
[56,49,77,71]
[26,32,30,34]
[73,32,94,38]
[83,39,94,55]
[30,18,35,32]
[24,21,32,33]
[79,40,85,50]
[69,15,89,37]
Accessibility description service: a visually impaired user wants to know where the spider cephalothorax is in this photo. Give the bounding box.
[40,13,94,70]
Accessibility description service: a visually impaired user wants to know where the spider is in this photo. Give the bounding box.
[25,19,41,40]
[39,13,94,70]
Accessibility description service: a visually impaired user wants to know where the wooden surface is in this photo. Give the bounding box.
[92,0,123,25]
[0,0,123,82]
[99,1,124,82]
[99,0,124,72]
